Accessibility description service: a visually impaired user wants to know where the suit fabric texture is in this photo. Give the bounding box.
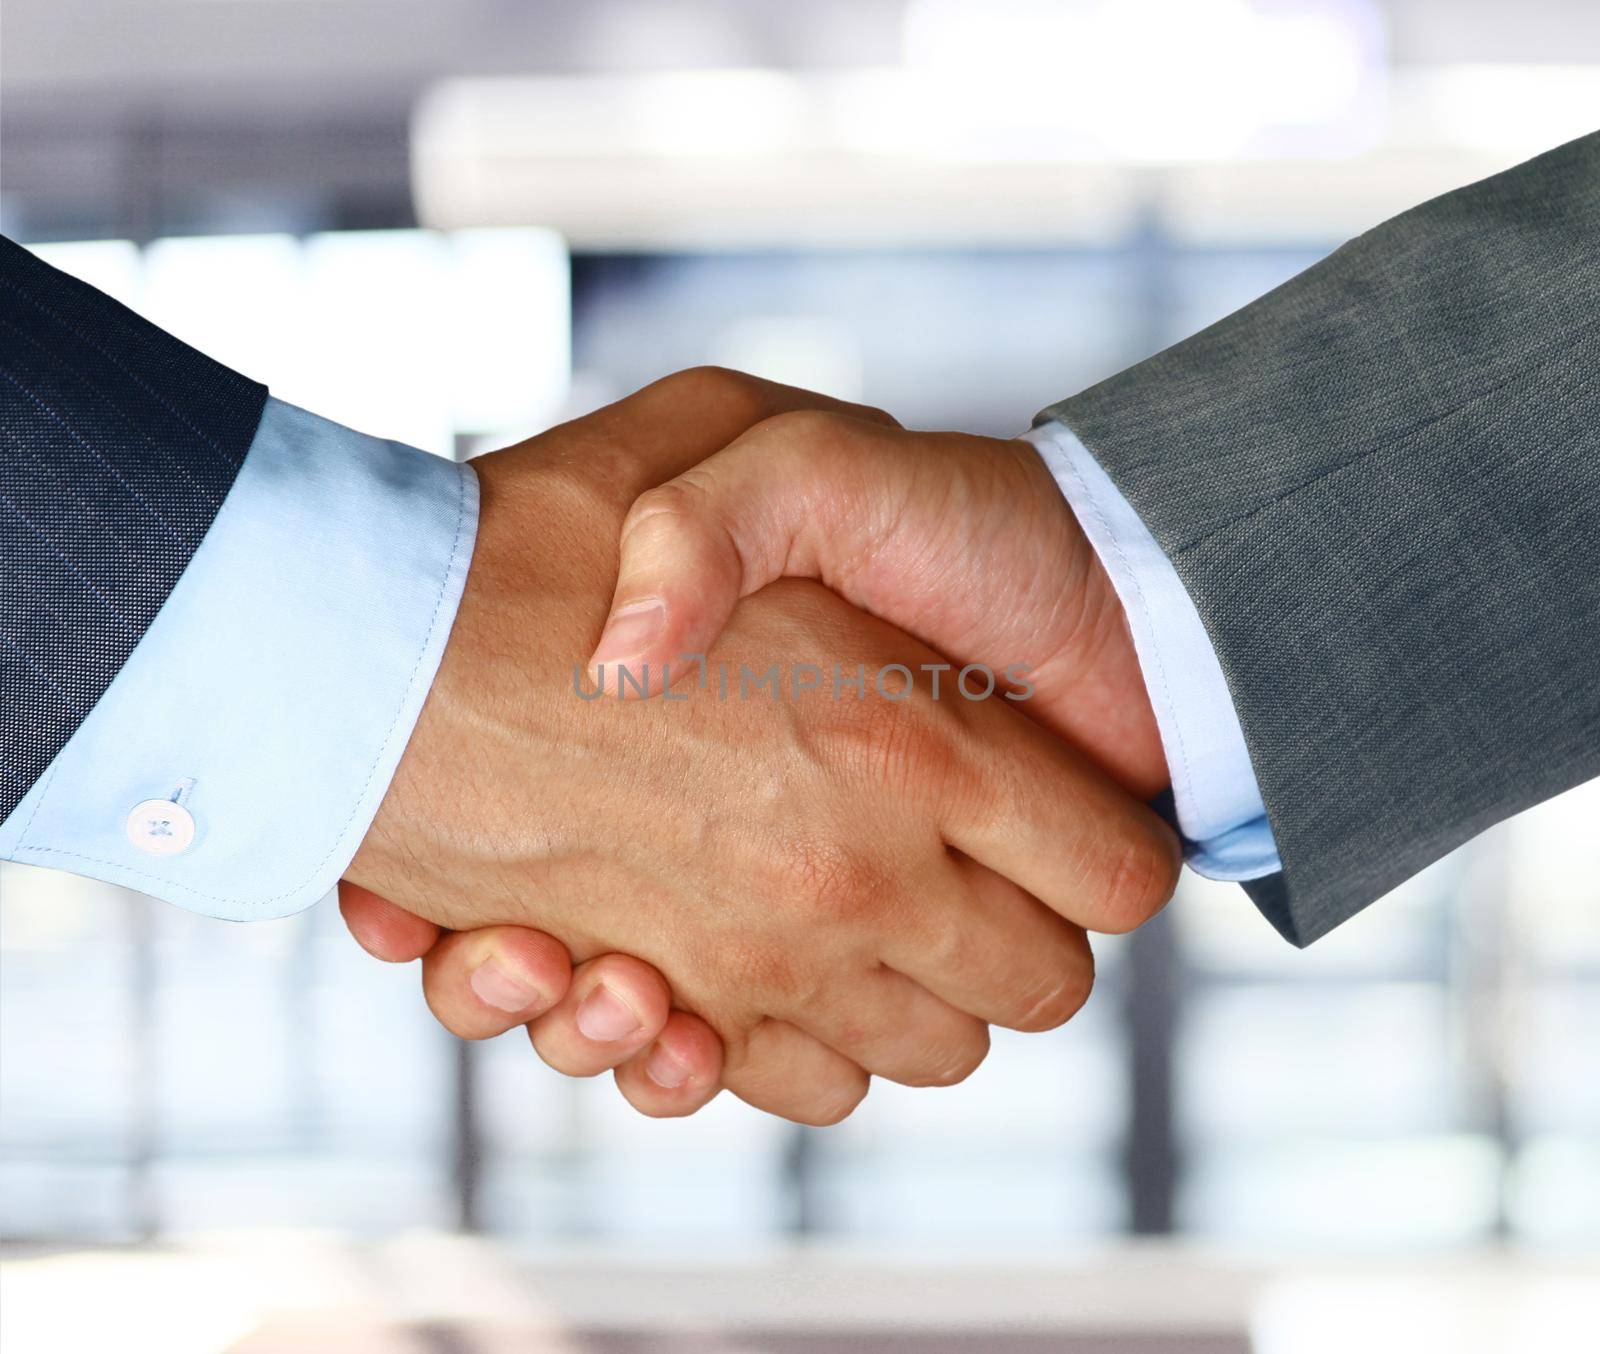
[0,236,267,822]
[1042,131,1600,944]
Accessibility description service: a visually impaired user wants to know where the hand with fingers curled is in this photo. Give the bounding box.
[342,367,1179,1126]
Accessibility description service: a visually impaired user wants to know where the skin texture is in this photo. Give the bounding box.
[341,370,1178,1125]
[341,881,727,1118]
[589,413,1166,798]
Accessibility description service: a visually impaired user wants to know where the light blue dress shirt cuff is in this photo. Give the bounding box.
[0,397,479,920]
[1022,419,1279,882]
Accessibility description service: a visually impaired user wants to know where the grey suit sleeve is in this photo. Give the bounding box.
[1039,130,1600,946]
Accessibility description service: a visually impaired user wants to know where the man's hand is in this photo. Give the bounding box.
[342,371,1179,1126]
[585,412,1166,798]
[340,881,723,1112]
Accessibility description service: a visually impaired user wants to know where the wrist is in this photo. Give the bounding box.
[1008,435,1168,799]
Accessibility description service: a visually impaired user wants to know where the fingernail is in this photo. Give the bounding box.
[645,1043,691,1089]
[576,983,642,1042]
[469,957,540,1013]
[591,600,664,668]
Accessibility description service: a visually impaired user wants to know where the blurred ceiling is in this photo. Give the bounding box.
[8,0,1600,98]
[9,0,1600,95]
[2,0,1598,242]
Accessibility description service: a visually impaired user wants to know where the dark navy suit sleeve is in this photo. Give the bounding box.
[0,235,269,821]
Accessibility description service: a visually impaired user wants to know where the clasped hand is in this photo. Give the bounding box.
[341,368,1178,1125]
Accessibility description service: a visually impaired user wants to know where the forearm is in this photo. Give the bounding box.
[1,238,479,919]
[1039,131,1600,943]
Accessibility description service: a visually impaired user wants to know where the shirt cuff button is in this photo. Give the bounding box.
[126,799,196,856]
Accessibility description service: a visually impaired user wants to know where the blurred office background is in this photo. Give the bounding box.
[2,2,1598,1350]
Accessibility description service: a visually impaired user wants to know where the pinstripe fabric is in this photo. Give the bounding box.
[0,235,268,821]
[1040,131,1600,945]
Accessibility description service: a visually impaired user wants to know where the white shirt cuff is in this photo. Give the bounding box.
[1022,419,1279,882]
[0,397,479,920]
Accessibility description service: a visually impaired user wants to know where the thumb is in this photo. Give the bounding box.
[586,411,903,694]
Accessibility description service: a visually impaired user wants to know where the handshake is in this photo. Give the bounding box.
[9,142,1589,1128]
[340,368,1179,1125]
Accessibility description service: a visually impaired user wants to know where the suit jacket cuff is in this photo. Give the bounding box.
[1022,419,1280,882]
[0,396,479,921]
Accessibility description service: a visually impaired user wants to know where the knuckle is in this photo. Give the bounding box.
[819,694,960,803]
[760,407,848,450]
[622,469,747,584]
[623,478,704,540]
[1009,958,1095,1032]
[888,713,960,795]
[1096,828,1182,933]
[909,907,968,980]
[908,1027,990,1088]
[664,365,767,418]
[733,942,808,1008]
[797,1074,870,1127]
[766,835,887,929]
